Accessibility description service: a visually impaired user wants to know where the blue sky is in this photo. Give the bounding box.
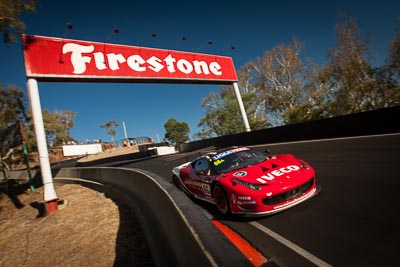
[0,0,399,144]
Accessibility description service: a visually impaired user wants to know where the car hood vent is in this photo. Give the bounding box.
[261,166,270,172]
[271,163,279,169]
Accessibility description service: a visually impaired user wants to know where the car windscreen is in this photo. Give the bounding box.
[212,149,267,174]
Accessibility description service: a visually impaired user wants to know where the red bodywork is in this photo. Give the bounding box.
[172,148,317,216]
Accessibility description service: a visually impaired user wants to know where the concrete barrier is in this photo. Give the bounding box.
[179,105,400,152]
[1,167,251,265]
[54,167,252,267]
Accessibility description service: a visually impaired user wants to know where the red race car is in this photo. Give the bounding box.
[172,146,318,216]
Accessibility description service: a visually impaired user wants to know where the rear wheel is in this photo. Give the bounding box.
[213,184,230,215]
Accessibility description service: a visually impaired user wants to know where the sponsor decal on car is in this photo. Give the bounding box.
[237,196,252,200]
[256,165,300,184]
[233,171,247,177]
[201,184,211,196]
[213,159,225,166]
[212,147,249,160]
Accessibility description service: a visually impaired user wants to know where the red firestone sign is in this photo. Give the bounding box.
[22,34,238,84]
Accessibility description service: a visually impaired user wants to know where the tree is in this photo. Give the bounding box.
[369,24,400,108]
[163,118,190,145]
[281,58,331,124]
[42,109,77,147]
[1,84,79,150]
[387,25,400,80]
[197,38,330,139]
[0,0,38,43]
[319,15,377,115]
[196,83,269,139]
[196,16,400,138]
[0,84,36,152]
[0,83,27,128]
[245,38,330,126]
[100,119,119,143]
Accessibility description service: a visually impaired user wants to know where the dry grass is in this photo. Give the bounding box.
[0,182,154,267]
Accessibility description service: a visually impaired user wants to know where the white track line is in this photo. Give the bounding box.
[249,221,333,267]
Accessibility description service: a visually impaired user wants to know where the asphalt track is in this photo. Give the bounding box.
[97,133,400,267]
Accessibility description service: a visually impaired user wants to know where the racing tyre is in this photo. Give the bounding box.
[172,175,182,190]
[213,184,230,215]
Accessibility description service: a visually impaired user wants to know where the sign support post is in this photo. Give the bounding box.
[233,82,251,132]
[123,121,128,139]
[27,78,58,214]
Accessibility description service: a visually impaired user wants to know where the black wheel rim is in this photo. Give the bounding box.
[214,186,228,214]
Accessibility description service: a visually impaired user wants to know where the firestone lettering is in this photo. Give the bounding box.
[62,43,223,76]
[256,165,300,184]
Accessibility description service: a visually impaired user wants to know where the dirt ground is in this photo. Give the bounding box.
[0,180,155,266]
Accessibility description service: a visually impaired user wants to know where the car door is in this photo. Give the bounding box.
[188,157,213,199]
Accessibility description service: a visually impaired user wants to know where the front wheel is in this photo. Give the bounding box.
[172,175,182,190]
[213,184,230,215]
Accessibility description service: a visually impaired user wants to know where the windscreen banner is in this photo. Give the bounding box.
[22,34,238,84]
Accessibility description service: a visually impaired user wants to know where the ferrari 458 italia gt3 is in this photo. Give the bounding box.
[172,146,318,216]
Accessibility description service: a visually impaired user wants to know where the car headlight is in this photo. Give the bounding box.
[231,178,262,191]
[300,161,310,170]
